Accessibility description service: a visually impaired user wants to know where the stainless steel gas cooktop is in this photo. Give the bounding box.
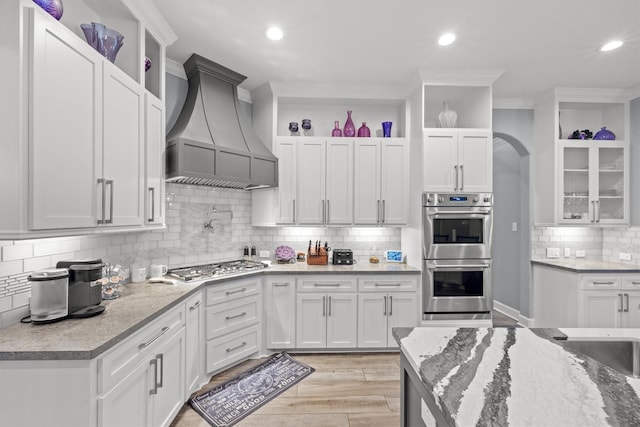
[167,259,266,281]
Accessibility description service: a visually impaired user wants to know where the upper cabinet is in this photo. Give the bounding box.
[419,70,502,193]
[251,82,410,227]
[0,1,175,238]
[533,88,630,226]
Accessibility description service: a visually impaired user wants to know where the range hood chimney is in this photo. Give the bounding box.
[166,54,277,189]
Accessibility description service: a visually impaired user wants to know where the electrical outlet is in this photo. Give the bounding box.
[564,248,571,257]
[546,248,560,258]
[576,250,586,258]
[512,222,518,232]
[259,250,270,258]
[619,252,632,261]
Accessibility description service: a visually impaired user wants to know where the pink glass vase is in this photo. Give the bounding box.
[343,110,355,137]
[357,122,370,137]
[331,121,342,137]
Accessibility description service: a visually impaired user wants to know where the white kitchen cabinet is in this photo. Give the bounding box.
[264,277,296,349]
[357,276,418,348]
[557,141,628,225]
[297,138,353,225]
[423,130,492,193]
[275,138,298,224]
[533,88,630,225]
[354,138,410,225]
[185,291,204,396]
[205,278,262,374]
[145,94,166,226]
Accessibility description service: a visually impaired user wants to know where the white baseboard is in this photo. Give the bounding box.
[493,300,534,328]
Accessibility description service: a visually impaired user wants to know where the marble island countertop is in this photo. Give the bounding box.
[394,327,640,426]
[531,258,640,273]
[0,263,419,360]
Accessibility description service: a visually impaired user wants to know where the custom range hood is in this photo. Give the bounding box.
[166,54,277,189]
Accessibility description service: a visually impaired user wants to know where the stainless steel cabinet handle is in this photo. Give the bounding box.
[226,341,247,353]
[618,294,623,312]
[322,199,326,224]
[149,358,158,395]
[377,200,381,224]
[314,283,341,287]
[105,179,114,224]
[226,287,247,295]
[189,301,201,310]
[148,187,155,222]
[382,200,386,223]
[97,178,106,224]
[624,293,630,312]
[156,354,164,388]
[592,281,615,285]
[454,165,458,191]
[460,165,464,191]
[322,296,326,316]
[328,296,332,316]
[591,200,596,223]
[631,282,640,285]
[383,295,387,315]
[293,199,296,223]
[273,283,289,287]
[595,200,600,223]
[326,199,330,224]
[389,296,393,316]
[139,326,170,349]
[225,311,247,321]
[375,283,401,287]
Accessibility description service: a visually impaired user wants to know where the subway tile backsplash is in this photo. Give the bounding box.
[0,184,401,324]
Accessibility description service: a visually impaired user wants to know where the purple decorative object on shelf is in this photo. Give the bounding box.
[357,122,370,137]
[593,127,615,140]
[382,121,392,138]
[301,119,312,130]
[331,121,342,137]
[343,110,355,137]
[33,0,63,20]
[80,22,124,63]
[145,56,152,72]
[288,122,299,134]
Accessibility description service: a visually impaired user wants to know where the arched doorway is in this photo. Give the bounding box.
[492,132,532,324]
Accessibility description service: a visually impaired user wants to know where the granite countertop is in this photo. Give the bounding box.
[531,258,640,273]
[0,263,420,361]
[394,327,640,426]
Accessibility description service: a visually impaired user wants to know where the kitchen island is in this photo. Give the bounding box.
[394,327,640,426]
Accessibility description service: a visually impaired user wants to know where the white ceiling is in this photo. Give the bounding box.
[154,0,640,102]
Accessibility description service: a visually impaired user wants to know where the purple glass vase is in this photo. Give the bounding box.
[343,110,355,137]
[34,0,64,20]
[382,121,392,138]
[357,122,370,137]
[331,121,342,137]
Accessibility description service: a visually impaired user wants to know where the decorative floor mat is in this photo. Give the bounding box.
[189,352,315,426]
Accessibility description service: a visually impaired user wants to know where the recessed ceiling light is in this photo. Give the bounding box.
[438,33,456,46]
[266,27,284,41]
[600,40,623,51]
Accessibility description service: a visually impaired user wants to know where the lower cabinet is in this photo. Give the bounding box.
[205,277,262,374]
[580,276,640,327]
[185,291,204,396]
[264,276,296,349]
[358,293,417,348]
[296,292,358,348]
[98,304,186,427]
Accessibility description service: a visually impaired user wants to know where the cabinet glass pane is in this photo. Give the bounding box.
[562,147,589,220]
[598,147,624,220]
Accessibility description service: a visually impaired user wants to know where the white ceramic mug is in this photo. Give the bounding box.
[150,264,168,278]
[132,267,146,282]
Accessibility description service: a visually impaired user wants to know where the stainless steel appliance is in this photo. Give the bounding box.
[422,192,493,260]
[167,259,267,282]
[28,268,69,323]
[422,192,493,320]
[56,259,106,318]
[332,249,354,265]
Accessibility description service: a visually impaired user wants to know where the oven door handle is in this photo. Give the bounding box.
[426,210,491,216]
[426,263,491,270]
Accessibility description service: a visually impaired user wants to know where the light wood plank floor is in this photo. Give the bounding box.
[171,312,519,427]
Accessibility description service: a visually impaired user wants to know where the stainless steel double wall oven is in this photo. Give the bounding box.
[422,193,493,320]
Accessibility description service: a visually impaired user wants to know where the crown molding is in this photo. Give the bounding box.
[166,58,186,79]
[493,98,534,110]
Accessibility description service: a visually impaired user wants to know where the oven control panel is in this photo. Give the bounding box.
[423,193,492,207]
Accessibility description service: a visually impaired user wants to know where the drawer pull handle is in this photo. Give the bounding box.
[226,287,248,295]
[189,301,201,310]
[139,326,170,350]
[314,283,341,287]
[592,281,615,285]
[273,283,289,287]
[375,283,401,287]
[631,282,640,285]
[226,311,247,321]
[226,341,247,353]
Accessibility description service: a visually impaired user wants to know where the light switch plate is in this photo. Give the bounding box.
[259,250,270,258]
[564,248,571,257]
[576,250,586,258]
[619,252,632,261]
[546,248,560,258]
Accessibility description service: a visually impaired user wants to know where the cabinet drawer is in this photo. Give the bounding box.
[622,277,640,290]
[359,277,418,292]
[297,276,356,292]
[581,276,621,290]
[98,304,185,394]
[206,295,260,340]
[206,326,259,374]
[206,277,260,306]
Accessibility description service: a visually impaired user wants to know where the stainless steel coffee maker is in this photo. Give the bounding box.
[28,268,70,323]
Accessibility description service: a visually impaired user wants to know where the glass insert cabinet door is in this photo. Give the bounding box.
[559,142,626,224]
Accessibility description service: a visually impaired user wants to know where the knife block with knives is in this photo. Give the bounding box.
[307,240,329,265]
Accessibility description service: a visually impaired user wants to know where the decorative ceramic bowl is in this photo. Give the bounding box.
[593,127,615,140]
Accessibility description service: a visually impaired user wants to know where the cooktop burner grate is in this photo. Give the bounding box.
[167,260,266,281]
